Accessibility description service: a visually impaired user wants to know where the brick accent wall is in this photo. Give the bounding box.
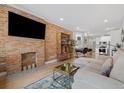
[45,24,73,61]
[0,5,73,74]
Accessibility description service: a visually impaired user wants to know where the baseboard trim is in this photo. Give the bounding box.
[45,59,57,64]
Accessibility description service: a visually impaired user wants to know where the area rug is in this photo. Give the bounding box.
[24,73,73,89]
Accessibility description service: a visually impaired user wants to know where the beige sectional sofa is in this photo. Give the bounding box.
[72,49,124,89]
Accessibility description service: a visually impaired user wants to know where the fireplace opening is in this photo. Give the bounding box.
[21,52,37,70]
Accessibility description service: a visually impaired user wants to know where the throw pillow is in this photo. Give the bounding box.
[110,54,124,83]
[101,58,113,77]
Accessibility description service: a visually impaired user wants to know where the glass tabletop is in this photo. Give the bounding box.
[54,63,79,74]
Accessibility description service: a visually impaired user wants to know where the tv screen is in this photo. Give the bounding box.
[8,12,46,39]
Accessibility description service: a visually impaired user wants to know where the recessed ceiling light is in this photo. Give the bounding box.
[104,19,108,23]
[76,26,79,30]
[60,18,64,21]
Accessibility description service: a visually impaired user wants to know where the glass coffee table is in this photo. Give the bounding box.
[53,63,79,89]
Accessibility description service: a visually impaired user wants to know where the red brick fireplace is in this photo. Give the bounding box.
[5,37,45,74]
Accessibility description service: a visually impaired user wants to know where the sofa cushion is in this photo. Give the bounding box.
[87,61,103,71]
[96,55,112,62]
[100,58,113,77]
[113,49,124,64]
[110,54,124,83]
[82,66,101,74]
[73,70,124,89]
[73,58,89,68]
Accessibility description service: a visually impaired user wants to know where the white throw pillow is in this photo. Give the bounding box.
[113,49,124,64]
[110,55,124,83]
[101,58,113,77]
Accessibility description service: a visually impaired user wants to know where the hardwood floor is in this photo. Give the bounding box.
[6,59,74,89]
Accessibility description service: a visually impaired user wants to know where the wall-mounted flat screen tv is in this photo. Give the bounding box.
[8,11,46,39]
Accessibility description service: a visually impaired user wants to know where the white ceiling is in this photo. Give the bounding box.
[10,4,124,35]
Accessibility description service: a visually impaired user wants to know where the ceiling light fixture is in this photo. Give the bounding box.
[76,26,79,30]
[104,19,108,23]
[60,18,64,21]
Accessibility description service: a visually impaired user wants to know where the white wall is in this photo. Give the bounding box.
[100,36,111,42]
[107,29,122,56]
[107,29,121,46]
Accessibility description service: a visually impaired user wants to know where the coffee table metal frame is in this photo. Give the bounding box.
[53,63,79,89]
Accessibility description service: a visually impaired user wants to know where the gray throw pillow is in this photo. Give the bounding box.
[101,58,113,77]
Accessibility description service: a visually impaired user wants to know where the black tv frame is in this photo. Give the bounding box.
[8,11,46,39]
